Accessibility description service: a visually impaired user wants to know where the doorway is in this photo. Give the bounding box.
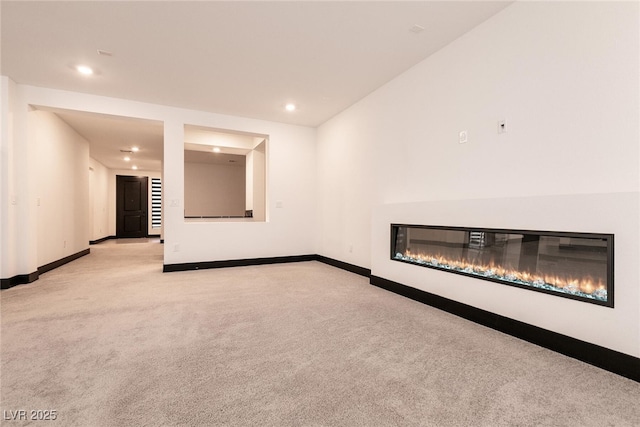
[116,175,149,238]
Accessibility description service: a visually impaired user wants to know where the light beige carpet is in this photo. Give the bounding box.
[1,240,639,426]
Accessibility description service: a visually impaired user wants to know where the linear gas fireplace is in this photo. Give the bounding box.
[391,224,614,307]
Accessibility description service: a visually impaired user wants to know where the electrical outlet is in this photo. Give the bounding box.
[498,119,507,134]
[173,244,180,252]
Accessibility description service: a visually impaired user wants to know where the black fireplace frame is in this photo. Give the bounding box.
[390,224,614,308]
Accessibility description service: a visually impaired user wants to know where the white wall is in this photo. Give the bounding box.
[251,140,266,221]
[184,161,245,217]
[164,119,316,263]
[246,150,254,211]
[32,109,90,266]
[0,77,18,278]
[318,2,639,357]
[2,80,45,278]
[89,158,109,241]
[1,77,14,278]
[244,139,267,221]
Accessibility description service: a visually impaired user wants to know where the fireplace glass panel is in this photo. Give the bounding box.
[391,225,613,307]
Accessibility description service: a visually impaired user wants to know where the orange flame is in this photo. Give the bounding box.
[400,250,605,298]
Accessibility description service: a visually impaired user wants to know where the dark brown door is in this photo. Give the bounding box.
[116,175,148,238]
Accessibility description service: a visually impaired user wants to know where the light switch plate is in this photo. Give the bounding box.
[459,130,468,144]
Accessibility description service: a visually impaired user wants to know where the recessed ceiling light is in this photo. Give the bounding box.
[285,103,296,112]
[132,165,138,170]
[212,147,221,153]
[124,156,131,162]
[131,147,139,152]
[76,65,94,75]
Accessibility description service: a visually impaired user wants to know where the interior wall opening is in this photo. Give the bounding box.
[30,106,165,267]
[183,124,267,222]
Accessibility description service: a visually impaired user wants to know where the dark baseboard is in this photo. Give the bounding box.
[1,249,91,290]
[370,275,640,383]
[149,234,161,238]
[89,236,116,245]
[38,249,90,275]
[1,271,39,290]
[163,254,317,272]
[163,254,371,276]
[315,255,371,277]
